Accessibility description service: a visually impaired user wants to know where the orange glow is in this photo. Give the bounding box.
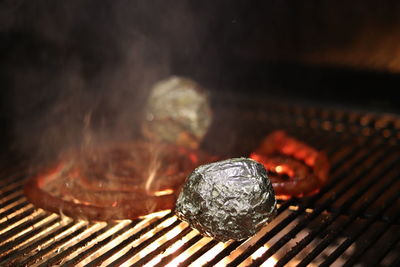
[25,141,215,221]
[250,130,329,198]
[275,165,283,173]
[189,152,199,164]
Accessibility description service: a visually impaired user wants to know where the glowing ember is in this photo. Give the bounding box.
[250,131,329,198]
[24,141,216,220]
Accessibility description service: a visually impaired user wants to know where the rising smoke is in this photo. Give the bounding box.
[0,0,216,162]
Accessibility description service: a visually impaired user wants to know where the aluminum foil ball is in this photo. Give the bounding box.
[142,76,212,149]
[175,158,277,242]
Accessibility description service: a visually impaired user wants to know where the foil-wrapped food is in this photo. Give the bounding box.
[142,76,212,149]
[175,158,277,242]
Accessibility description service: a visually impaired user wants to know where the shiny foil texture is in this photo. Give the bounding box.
[142,76,212,149]
[175,158,277,242]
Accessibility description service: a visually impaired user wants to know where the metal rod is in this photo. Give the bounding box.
[275,152,398,266]
[246,142,393,266]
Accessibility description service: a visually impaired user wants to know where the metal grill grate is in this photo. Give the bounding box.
[0,97,399,266]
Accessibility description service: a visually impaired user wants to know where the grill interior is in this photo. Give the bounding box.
[1,94,399,266]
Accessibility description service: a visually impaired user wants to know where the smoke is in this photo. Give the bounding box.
[0,0,212,162]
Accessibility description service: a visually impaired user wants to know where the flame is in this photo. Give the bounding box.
[144,146,161,193]
[153,189,174,196]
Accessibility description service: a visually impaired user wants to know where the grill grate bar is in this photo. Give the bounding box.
[0,206,44,238]
[368,226,400,266]
[203,208,297,267]
[182,239,236,266]
[0,185,25,211]
[190,133,342,266]
[0,172,26,189]
[299,152,397,267]
[129,225,192,267]
[64,213,173,266]
[37,221,111,267]
[296,151,398,266]
[17,220,88,266]
[315,141,389,203]
[84,211,174,267]
[0,175,24,187]
[202,133,358,266]
[59,220,137,266]
[1,103,399,266]
[0,198,28,222]
[0,159,27,181]
[225,207,298,267]
[389,248,400,267]
[331,185,400,266]
[230,138,386,266]
[0,217,74,265]
[178,239,219,267]
[0,214,59,256]
[344,203,400,266]
[108,219,182,266]
[274,149,398,266]
[100,215,178,266]
[0,190,24,208]
[200,240,240,267]
[153,232,204,267]
[162,237,214,266]
[0,186,24,205]
[0,212,51,247]
[202,200,295,267]
[278,155,399,267]
[35,222,109,267]
[0,201,33,224]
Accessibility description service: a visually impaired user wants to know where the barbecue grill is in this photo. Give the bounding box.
[1,94,399,266]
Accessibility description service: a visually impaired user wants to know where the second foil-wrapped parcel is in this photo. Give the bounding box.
[142,76,212,149]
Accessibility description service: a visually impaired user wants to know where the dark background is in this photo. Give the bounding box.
[1,0,400,157]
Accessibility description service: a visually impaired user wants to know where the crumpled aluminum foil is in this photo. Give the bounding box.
[175,158,277,242]
[142,76,212,149]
